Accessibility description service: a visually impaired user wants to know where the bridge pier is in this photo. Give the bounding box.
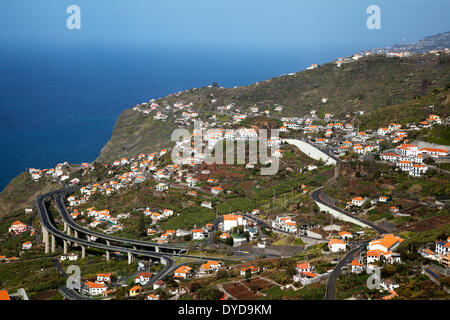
[73,230,78,247]
[42,226,49,254]
[106,240,110,246]
[66,227,72,246]
[128,252,134,264]
[155,246,160,253]
[63,240,68,254]
[63,222,68,232]
[106,250,110,261]
[81,245,85,259]
[51,235,56,253]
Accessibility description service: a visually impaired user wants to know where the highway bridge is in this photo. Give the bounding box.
[54,184,188,255]
[37,186,226,272]
[37,189,177,268]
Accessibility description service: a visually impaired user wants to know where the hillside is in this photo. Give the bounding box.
[97,53,450,162]
[359,86,450,130]
[0,172,60,214]
[98,109,179,162]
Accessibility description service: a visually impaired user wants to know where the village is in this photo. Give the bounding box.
[2,47,449,301]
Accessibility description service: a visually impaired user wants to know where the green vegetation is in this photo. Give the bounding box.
[359,86,450,130]
[0,259,65,299]
[421,124,450,146]
[335,272,370,300]
[260,282,325,300]
[159,206,216,231]
[0,172,59,215]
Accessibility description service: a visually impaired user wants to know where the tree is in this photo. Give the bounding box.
[245,269,252,282]
[286,265,297,277]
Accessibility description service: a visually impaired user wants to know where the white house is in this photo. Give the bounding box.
[296,262,312,273]
[380,279,400,291]
[155,183,169,191]
[135,272,153,285]
[351,260,363,273]
[174,266,192,279]
[368,234,404,253]
[223,214,247,232]
[328,239,346,252]
[153,280,166,290]
[200,261,221,273]
[96,273,111,283]
[435,238,450,255]
[191,229,205,240]
[240,266,259,276]
[84,281,107,296]
[350,197,365,207]
[271,216,297,233]
[339,231,353,240]
[211,187,223,195]
[22,241,32,250]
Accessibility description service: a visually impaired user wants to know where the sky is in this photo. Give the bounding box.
[1,0,449,51]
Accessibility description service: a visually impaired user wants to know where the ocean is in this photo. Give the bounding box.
[0,43,360,191]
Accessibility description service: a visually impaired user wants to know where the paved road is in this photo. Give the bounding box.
[309,187,388,300]
[324,246,360,300]
[37,189,177,298]
[310,187,388,235]
[38,187,234,300]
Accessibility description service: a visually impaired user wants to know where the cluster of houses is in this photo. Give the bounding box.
[419,237,450,268]
[150,223,214,244]
[346,233,404,299]
[381,142,448,177]
[28,162,74,182]
[171,124,283,169]
[271,216,298,234]
[84,208,122,232]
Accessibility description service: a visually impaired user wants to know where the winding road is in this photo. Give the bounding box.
[36,187,229,299]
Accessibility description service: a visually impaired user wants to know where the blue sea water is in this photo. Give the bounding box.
[0,43,359,191]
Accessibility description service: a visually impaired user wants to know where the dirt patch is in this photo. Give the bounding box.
[31,289,59,300]
[398,216,450,232]
[223,277,275,300]
[241,277,274,291]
